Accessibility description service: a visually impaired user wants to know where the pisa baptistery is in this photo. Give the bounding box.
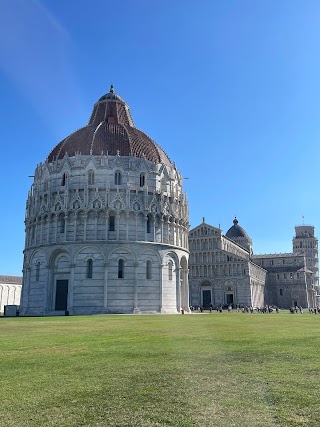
[20,86,189,315]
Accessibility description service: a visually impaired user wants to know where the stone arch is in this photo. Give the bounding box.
[107,247,136,313]
[47,249,71,313]
[108,246,136,264]
[140,247,161,263]
[133,249,161,313]
[74,245,105,263]
[72,246,105,314]
[110,193,126,211]
[161,251,179,313]
[88,169,95,185]
[114,170,122,185]
[29,249,47,284]
[131,195,142,212]
[139,172,146,187]
[139,248,161,281]
[199,279,213,309]
[223,279,236,307]
[72,199,81,210]
[21,249,48,314]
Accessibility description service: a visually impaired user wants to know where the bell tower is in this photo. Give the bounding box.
[293,225,319,302]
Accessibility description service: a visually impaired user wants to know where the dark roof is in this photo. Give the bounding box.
[98,85,125,102]
[264,266,303,273]
[252,253,303,259]
[47,85,172,167]
[0,275,22,285]
[225,217,250,239]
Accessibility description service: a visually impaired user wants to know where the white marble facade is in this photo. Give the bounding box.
[189,219,318,309]
[20,87,189,315]
[188,221,266,309]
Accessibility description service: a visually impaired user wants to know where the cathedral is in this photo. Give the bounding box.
[20,86,189,315]
[189,218,318,309]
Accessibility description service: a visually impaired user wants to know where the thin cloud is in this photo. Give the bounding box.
[0,0,85,134]
[31,0,71,40]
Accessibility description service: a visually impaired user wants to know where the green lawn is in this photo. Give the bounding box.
[1,312,320,427]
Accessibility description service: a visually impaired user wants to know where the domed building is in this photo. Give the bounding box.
[20,86,190,315]
[189,217,318,309]
[225,217,253,255]
[189,218,265,309]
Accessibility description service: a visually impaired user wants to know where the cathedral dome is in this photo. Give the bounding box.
[225,218,252,253]
[47,85,172,167]
[226,217,250,239]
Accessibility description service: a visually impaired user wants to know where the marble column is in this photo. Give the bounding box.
[103,262,109,312]
[21,267,31,314]
[133,261,140,313]
[64,214,68,242]
[116,214,120,240]
[176,267,181,313]
[83,213,88,241]
[68,263,75,315]
[95,212,98,240]
[105,213,109,241]
[160,217,164,243]
[126,212,129,240]
[44,265,50,314]
[159,263,164,312]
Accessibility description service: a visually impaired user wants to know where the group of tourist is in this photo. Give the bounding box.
[307,307,320,314]
[190,304,320,314]
[189,304,280,313]
[289,306,304,314]
[289,306,320,314]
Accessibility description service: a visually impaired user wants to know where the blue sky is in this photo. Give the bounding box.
[1,0,320,275]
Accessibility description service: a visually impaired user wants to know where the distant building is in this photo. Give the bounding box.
[0,275,22,314]
[253,225,318,308]
[189,218,318,309]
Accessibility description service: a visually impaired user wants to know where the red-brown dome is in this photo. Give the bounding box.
[47,85,172,166]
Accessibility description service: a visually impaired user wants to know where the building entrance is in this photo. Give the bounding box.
[55,280,68,311]
[226,293,234,306]
[202,289,211,308]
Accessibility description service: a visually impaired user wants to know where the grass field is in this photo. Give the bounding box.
[1,312,320,427]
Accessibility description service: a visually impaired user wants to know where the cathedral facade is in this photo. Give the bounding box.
[20,86,189,316]
[189,219,318,309]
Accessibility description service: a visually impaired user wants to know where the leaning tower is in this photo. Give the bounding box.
[293,225,319,302]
